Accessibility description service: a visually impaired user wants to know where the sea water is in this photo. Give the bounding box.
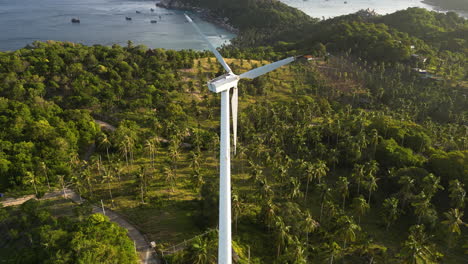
[0,0,235,51]
[279,0,468,19]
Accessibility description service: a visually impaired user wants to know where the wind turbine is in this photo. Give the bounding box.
[185,14,302,264]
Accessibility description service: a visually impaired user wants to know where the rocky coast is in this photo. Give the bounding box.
[156,0,239,33]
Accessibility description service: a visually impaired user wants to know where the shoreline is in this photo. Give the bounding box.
[156,0,239,34]
[421,0,468,13]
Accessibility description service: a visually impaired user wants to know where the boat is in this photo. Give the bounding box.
[150,8,155,12]
[71,18,80,23]
[150,20,157,23]
[136,11,141,14]
[125,17,132,21]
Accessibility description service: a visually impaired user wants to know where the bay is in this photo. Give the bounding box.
[1,0,466,52]
[279,0,468,19]
[0,0,235,51]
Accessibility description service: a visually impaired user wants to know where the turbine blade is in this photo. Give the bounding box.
[231,85,238,155]
[184,14,232,73]
[239,56,296,79]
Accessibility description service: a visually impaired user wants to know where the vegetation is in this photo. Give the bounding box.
[0,1,467,263]
[0,199,138,263]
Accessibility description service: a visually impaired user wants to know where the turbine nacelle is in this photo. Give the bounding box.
[208,73,239,93]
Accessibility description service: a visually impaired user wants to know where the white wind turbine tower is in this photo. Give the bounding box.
[185,14,302,264]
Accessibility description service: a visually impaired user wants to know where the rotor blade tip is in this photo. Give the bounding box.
[184,13,193,22]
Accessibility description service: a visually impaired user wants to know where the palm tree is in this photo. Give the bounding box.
[335,215,360,250]
[38,162,50,190]
[411,192,432,224]
[144,139,156,168]
[188,236,216,264]
[289,177,303,200]
[352,195,369,225]
[398,176,415,208]
[275,216,291,257]
[364,174,379,205]
[232,193,242,234]
[313,159,329,184]
[164,165,176,192]
[370,129,379,158]
[118,141,129,168]
[448,180,466,209]
[287,236,308,264]
[124,135,135,164]
[262,199,277,232]
[381,197,400,230]
[352,163,365,195]
[168,138,180,178]
[80,165,94,197]
[303,211,319,244]
[441,208,467,246]
[99,133,112,162]
[422,173,444,199]
[336,176,350,209]
[136,168,146,204]
[323,242,343,264]
[398,225,441,264]
[102,168,115,207]
[318,183,332,222]
[24,171,38,195]
[303,161,314,201]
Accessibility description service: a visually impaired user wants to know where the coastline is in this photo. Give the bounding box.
[421,0,468,17]
[156,0,239,34]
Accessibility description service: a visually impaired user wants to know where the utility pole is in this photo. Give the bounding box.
[101,199,106,215]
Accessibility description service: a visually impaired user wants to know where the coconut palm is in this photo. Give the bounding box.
[289,177,303,200]
[381,197,400,230]
[313,159,329,184]
[398,225,441,264]
[24,171,38,195]
[118,141,129,168]
[322,242,343,264]
[411,192,432,224]
[318,183,332,222]
[448,180,466,209]
[352,195,369,225]
[441,208,467,237]
[352,163,365,195]
[232,193,242,234]
[164,165,176,192]
[275,216,291,257]
[262,199,277,232]
[370,129,379,158]
[364,174,379,205]
[303,161,314,201]
[335,215,360,250]
[303,211,319,244]
[336,176,350,209]
[422,173,444,199]
[144,139,156,168]
[101,168,115,207]
[398,176,415,208]
[99,133,112,162]
[38,161,50,190]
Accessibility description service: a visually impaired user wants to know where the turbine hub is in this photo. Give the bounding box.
[207,73,239,93]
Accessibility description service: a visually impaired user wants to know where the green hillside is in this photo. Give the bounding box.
[0,1,467,263]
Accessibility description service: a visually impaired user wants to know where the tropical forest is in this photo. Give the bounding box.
[0,0,466,263]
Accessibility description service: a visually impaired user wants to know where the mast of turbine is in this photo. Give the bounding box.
[185,14,301,264]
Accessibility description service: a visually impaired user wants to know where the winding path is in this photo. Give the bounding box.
[2,189,159,264]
